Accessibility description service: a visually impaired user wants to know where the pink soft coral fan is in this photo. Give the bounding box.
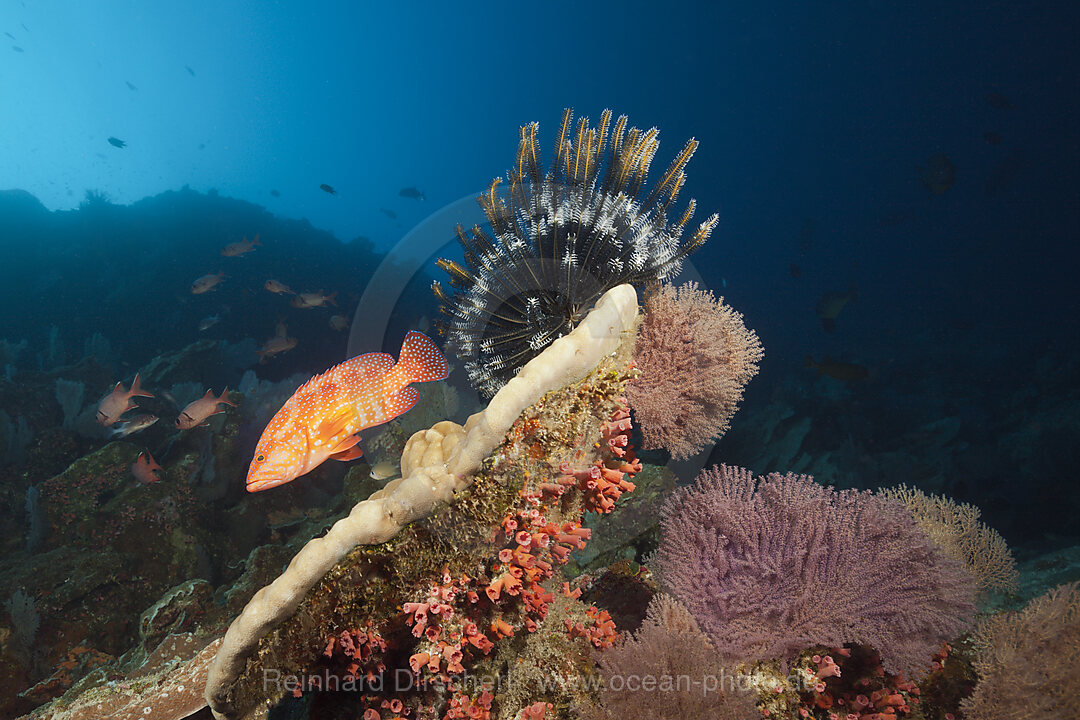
[627,282,762,460]
[658,465,976,679]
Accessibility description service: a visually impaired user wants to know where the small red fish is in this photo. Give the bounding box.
[246,331,448,492]
[176,388,236,429]
[191,271,226,294]
[132,451,163,483]
[96,373,154,426]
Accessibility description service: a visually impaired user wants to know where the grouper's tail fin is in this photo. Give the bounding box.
[397,331,449,383]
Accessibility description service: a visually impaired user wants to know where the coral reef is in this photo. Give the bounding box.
[0,186,445,717]
[433,108,715,398]
[5,442,214,669]
[879,484,1018,595]
[733,643,936,720]
[0,370,271,717]
[626,281,762,460]
[53,379,85,431]
[792,645,925,720]
[595,593,756,719]
[658,465,977,678]
[4,413,34,467]
[206,284,639,719]
[570,463,675,573]
[209,356,638,718]
[961,580,1080,719]
[4,155,1059,720]
[5,589,39,668]
[138,580,215,654]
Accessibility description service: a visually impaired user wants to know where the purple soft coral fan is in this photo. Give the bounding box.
[658,465,976,679]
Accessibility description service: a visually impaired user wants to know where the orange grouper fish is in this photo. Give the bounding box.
[245,331,449,492]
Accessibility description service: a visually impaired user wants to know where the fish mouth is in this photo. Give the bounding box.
[245,474,286,493]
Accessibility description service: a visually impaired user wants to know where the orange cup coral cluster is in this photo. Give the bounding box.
[564,605,618,649]
[400,408,638,688]
[549,405,639,514]
[321,622,388,690]
[789,645,928,720]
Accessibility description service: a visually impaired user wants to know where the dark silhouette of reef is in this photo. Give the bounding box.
[0,186,436,380]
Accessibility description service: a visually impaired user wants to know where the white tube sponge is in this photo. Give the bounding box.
[206,283,638,719]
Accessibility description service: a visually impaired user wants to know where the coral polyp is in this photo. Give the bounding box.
[434,108,717,397]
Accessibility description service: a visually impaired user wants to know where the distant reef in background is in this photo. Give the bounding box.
[0,186,437,379]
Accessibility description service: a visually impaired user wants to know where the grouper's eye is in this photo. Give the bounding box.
[256,454,265,462]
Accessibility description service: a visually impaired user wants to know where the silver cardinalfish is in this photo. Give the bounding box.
[246,331,448,492]
[110,413,159,438]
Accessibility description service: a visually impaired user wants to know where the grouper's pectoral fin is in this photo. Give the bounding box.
[329,434,363,461]
[314,405,355,443]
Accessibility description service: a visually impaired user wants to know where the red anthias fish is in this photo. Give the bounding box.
[245,331,449,492]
